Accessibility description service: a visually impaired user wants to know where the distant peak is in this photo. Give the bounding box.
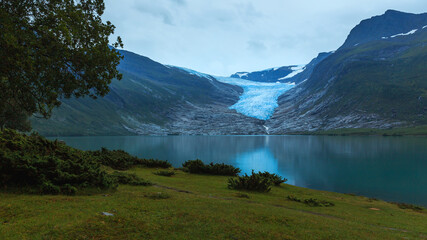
[340,10,427,49]
[385,9,402,14]
[383,9,412,16]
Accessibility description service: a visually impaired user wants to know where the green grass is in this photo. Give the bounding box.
[1,167,426,239]
[290,125,427,136]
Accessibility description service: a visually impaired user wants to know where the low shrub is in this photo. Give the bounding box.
[60,184,78,195]
[227,170,288,192]
[0,129,115,195]
[287,195,302,202]
[393,202,424,212]
[109,171,152,186]
[228,170,273,192]
[145,192,171,200]
[304,198,335,207]
[90,148,171,170]
[182,159,205,173]
[89,148,138,170]
[257,172,287,186]
[182,160,240,176]
[153,170,175,177]
[136,158,172,169]
[287,195,335,207]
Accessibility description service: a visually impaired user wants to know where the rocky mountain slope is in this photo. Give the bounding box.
[32,50,265,136]
[341,10,427,49]
[266,10,427,133]
[230,52,331,85]
[32,10,427,136]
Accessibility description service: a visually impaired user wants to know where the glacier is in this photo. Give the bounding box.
[215,76,294,120]
[175,66,295,120]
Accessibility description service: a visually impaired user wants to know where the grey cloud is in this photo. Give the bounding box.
[168,0,186,6]
[236,2,263,19]
[104,0,427,76]
[134,2,175,25]
[247,40,267,52]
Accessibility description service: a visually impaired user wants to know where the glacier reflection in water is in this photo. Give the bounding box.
[54,135,427,206]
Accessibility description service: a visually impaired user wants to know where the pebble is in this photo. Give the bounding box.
[101,212,114,216]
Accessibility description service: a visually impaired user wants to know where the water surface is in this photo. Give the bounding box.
[54,135,427,206]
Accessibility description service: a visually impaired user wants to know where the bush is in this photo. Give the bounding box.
[136,158,172,169]
[90,148,137,170]
[257,172,287,186]
[41,182,61,195]
[109,171,152,186]
[60,184,78,195]
[0,129,116,195]
[90,148,171,170]
[227,170,288,192]
[182,160,241,176]
[153,170,175,177]
[287,195,302,202]
[228,170,273,192]
[304,198,335,207]
[287,195,335,207]
[182,159,205,173]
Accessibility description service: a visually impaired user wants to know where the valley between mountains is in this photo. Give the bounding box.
[32,10,427,136]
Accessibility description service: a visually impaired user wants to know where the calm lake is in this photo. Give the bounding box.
[53,135,427,206]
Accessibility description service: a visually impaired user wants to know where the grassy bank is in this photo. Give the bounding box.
[1,130,426,239]
[289,125,427,136]
[1,167,426,239]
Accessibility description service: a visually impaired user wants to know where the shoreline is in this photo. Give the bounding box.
[41,125,427,138]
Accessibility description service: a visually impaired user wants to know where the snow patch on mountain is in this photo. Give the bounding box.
[215,77,294,120]
[236,72,249,78]
[382,29,418,39]
[391,29,418,38]
[278,65,306,80]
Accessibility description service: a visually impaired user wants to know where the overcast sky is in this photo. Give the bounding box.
[103,0,427,76]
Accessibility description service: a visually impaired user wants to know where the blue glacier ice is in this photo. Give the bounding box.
[215,76,295,120]
[174,66,295,120]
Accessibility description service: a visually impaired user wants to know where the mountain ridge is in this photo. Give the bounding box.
[266,10,427,133]
[32,50,266,136]
[32,9,427,136]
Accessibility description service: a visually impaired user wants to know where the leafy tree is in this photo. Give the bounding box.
[0,0,123,130]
